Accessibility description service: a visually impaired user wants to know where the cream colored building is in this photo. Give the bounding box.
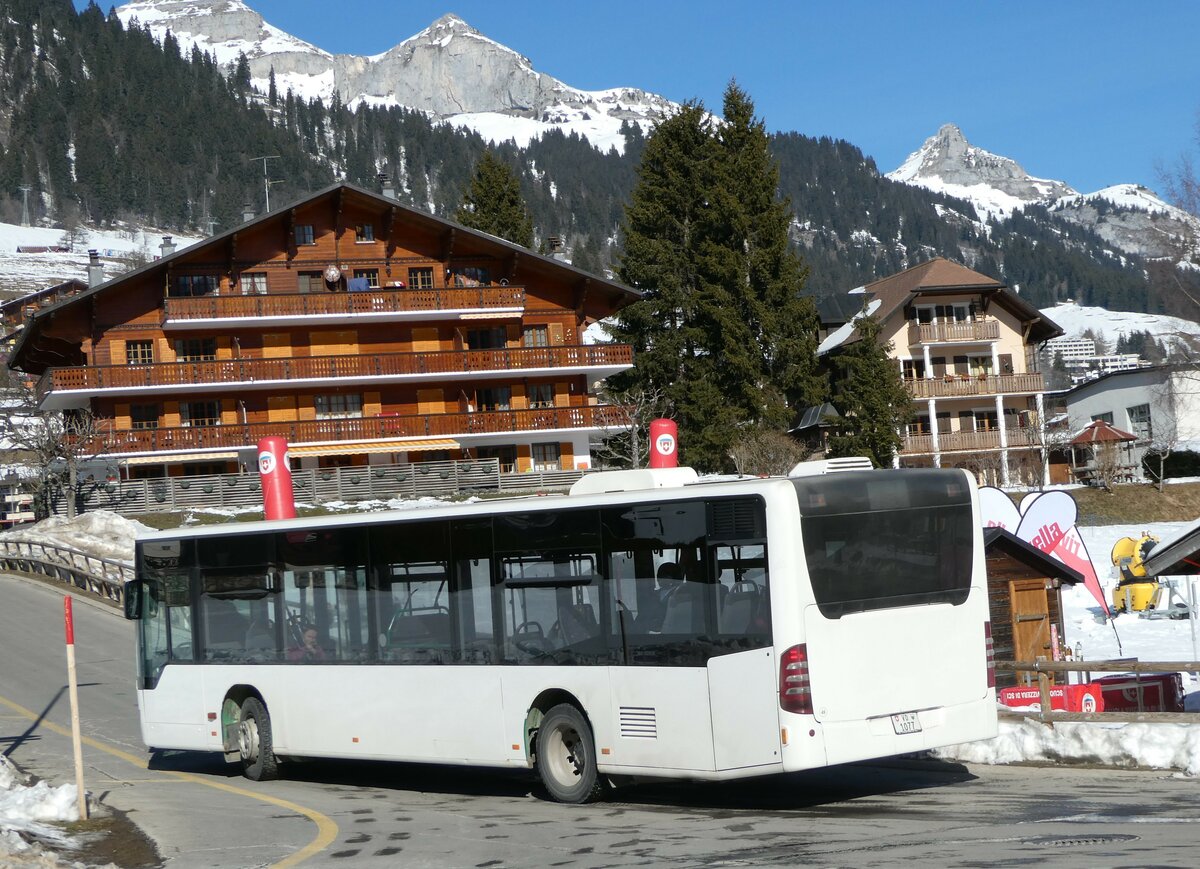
[819,258,1064,486]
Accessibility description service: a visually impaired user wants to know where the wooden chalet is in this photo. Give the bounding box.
[6,182,639,478]
[983,527,1083,688]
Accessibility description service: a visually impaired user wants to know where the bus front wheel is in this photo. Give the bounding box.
[536,703,603,803]
[237,697,279,781]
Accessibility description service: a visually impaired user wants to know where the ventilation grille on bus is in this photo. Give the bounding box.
[787,456,875,477]
[710,499,762,538]
[619,706,657,739]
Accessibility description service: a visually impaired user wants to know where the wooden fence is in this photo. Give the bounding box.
[998,659,1200,723]
[0,539,131,604]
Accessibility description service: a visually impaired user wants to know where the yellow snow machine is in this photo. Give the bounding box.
[1110,532,1161,614]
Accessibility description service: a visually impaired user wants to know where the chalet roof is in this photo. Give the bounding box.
[8,182,640,370]
[821,257,1064,353]
[982,527,1084,585]
[1069,418,1137,445]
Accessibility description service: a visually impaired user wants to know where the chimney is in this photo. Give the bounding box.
[87,250,104,286]
[379,173,397,201]
[160,235,176,258]
[242,203,256,223]
[546,235,568,261]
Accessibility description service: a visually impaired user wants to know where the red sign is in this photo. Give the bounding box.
[998,682,1105,713]
[257,436,297,520]
[649,418,678,469]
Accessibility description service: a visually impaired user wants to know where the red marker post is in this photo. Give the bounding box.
[257,436,297,520]
[64,597,88,820]
[648,418,679,468]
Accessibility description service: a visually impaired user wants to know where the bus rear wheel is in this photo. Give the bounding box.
[237,697,279,781]
[536,703,603,804]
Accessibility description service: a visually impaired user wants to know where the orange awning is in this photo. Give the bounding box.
[122,451,239,465]
[288,438,459,457]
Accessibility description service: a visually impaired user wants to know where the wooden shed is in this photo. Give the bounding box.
[983,527,1083,688]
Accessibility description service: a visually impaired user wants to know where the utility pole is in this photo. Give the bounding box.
[248,155,280,212]
[18,186,31,226]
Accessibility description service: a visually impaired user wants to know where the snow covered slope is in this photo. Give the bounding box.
[115,1,676,153]
[1040,302,1200,355]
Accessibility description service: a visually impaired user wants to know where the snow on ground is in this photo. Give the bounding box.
[0,220,201,297]
[1040,302,1200,354]
[0,756,85,867]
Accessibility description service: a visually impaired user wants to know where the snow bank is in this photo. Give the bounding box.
[938,718,1200,775]
[0,756,82,862]
[0,511,152,563]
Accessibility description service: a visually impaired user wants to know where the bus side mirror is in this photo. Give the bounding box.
[124,580,142,620]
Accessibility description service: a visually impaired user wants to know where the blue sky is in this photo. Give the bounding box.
[81,1,1200,195]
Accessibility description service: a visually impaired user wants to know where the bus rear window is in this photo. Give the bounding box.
[794,471,974,618]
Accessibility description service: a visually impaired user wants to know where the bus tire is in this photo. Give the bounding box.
[237,697,279,782]
[536,703,603,804]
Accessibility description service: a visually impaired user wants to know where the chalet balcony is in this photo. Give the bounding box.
[37,344,633,409]
[161,286,526,328]
[901,427,1043,456]
[89,404,630,456]
[906,319,1000,345]
[905,372,1044,400]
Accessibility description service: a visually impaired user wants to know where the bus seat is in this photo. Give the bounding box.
[556,602,598,646]
[720,581,760,633]
[661,582,705,635]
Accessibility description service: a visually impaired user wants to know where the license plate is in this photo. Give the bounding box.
[891,712,922,735]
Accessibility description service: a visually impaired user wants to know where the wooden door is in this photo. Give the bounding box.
[1009,579,1054,683]
[267,396,298,422]
[417,389,444,415]
[263,333,291,358]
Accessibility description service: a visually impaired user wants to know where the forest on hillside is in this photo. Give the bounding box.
[1,0,1195,314]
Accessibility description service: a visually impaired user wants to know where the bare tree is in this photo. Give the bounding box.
[0,382,108,519]
[590,383,669,469]
[1144,377,1182,492]
[728,429,810,477]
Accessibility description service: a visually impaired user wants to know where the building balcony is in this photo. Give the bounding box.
[37,344,634,409]
[901,427,1043,456]
[161,286,526,329]
[907,319,1000,346]
[905,371,1044,400]
[89,404,630,457]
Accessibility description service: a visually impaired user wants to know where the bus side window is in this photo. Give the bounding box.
[451,518,496,664]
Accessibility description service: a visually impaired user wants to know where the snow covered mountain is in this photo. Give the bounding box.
[889,124,1200,261]
[888,123,1076,220]
[114,1,676,153]
[1041,302,1200,357]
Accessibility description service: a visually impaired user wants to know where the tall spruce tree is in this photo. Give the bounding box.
[612,86,826,470]
[455,149,534,247]
[825,313,912,468]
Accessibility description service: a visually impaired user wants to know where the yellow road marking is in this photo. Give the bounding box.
[0,693,338,868]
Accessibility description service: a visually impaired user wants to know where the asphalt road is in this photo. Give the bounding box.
[2,572,1199,868]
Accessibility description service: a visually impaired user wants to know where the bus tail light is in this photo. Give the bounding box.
[984,622,996,689]
[779,644,813,714]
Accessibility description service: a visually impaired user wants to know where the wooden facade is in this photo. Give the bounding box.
[8,183,639,477]
[983,527,1083,689]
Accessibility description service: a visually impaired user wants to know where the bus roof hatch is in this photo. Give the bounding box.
[570,467,699,495]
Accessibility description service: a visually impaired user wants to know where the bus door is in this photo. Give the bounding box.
[707,541,780,771]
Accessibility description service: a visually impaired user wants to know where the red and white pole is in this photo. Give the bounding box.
[63,597,88,820]
[257,436,297,520]
[648,418,679,468]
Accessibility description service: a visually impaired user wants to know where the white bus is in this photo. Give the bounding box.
[124,463,997,803]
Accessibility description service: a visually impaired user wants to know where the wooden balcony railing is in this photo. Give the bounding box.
[88,405,631,456]
[905,372,1044,400]
[901,427,1043,455]
[37,344,633,403]
[907,319,1000,345]
[162,286,526,322]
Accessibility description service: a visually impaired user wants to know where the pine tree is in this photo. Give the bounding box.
[268,65,277,107]
[825,313,912,468]
[454,149,534,247]
[611,87,826,471]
